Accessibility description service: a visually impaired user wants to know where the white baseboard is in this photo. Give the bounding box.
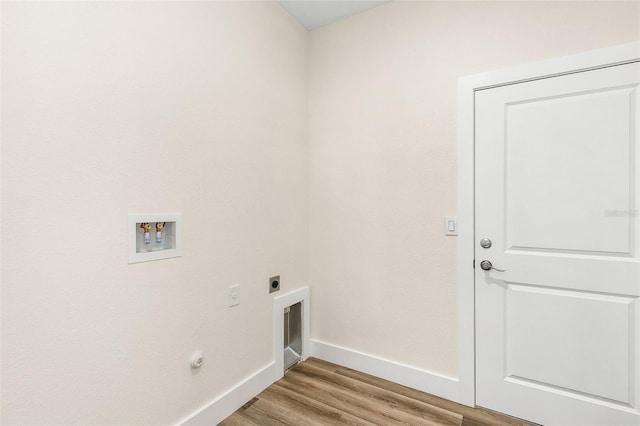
[180,338,462,425]
[180,362,276,425]
[310,339,461,404]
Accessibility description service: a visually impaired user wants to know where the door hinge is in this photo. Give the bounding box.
[473,259,475,269]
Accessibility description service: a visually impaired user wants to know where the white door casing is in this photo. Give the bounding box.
[457,42,640,424]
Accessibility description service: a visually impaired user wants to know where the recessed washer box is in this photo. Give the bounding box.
[128,213,182,264]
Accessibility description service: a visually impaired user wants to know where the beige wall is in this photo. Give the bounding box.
[3,1,640,423]
[308,1,640,377]
[1,2,307,424]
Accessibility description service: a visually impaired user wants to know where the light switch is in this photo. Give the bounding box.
[445,216,458,236]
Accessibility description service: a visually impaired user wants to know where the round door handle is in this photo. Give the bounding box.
[480,260,505,272]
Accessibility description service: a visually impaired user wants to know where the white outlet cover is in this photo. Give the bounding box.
[228,285,240,307]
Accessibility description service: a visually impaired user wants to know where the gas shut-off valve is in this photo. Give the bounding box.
[191,353,204,369]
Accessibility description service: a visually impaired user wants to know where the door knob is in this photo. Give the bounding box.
[480,260,505,272]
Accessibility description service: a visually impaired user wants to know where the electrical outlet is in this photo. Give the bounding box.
[228,285,240,307]
[269,275,280,293]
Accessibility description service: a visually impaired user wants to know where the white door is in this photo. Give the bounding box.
[475,62,640,425]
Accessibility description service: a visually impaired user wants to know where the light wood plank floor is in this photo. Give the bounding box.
[219,358,538,426]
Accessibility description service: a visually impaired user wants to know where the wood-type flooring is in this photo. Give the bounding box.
[219,358,538,426]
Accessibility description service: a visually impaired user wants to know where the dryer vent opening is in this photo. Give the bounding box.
[283,302,302,372]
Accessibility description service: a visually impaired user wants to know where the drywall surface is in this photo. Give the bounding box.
[1,2,308,424]
[308,1,640,377]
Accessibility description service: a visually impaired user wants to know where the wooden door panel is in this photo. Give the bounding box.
[475,62,640,425]
[506,284,634,404]
[505,86,635,254]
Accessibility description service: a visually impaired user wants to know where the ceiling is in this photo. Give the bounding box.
[277,0,391,30]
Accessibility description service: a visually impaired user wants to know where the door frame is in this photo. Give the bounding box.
[455,41,640,407]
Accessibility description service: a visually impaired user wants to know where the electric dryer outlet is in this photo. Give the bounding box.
[269,276,280,293]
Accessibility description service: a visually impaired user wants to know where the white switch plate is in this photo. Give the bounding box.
[228,285,240,307]
[445,216,458,236]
